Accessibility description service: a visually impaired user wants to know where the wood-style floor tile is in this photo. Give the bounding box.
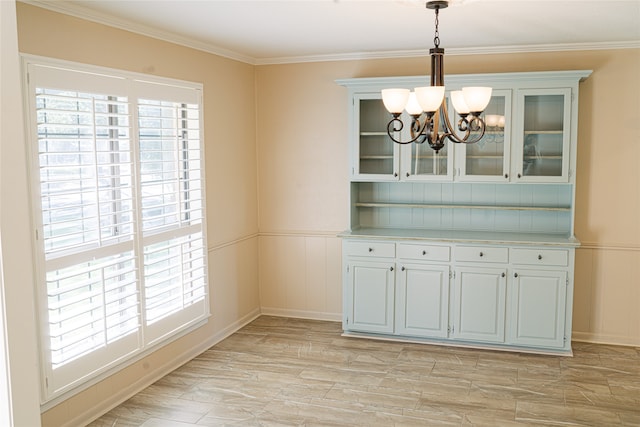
[87,316,640,426]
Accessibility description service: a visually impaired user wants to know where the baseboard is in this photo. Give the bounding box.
[572,331,640,347]
[260,307,341,322]
[64,308,261,427]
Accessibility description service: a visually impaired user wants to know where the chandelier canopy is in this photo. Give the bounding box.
[381,0,493,152]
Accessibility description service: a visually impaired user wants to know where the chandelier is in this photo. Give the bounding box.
[381,0,492,152]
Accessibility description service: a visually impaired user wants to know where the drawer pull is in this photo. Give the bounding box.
[479,252,484,257]
[368,247,373,252]
[538,254,543,260]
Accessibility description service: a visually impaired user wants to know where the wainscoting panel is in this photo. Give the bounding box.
[573,245,640,346]
[259,233,342,321]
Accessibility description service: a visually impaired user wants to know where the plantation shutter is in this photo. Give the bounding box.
[135,81,208,345]
[26,61,209,400]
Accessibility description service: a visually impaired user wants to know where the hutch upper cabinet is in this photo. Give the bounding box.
[338,71,591,356]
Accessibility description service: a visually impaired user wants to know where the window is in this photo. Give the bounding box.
[24,58,209,401]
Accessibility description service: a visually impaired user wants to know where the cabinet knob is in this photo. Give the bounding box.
[517,173,522,178]
[501,272,506,277]
[390,266,394,272]
[406,172,410,177]
[401,266,405,271]
[479,252,484,257]
[538,254,543,260]
[394,172,398,177]
[504,174,509,179]
[514,273,519,278]
[368,247,373,252]
[422,250,427,255]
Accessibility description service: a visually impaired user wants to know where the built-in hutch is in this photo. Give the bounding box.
[337,71,591,355]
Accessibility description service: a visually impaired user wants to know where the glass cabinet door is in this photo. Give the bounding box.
[404,139,452,180]
[455,90,511,182]
[514,88,572,182]
[402,96,454,181]
[352,94,400,181]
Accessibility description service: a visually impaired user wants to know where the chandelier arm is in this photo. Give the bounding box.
[439,102,488,144]
[386,114,433,145]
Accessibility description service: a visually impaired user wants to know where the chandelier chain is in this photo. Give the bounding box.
[433,6,440,48]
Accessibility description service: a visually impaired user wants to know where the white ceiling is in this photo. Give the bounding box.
[26,0,640,64]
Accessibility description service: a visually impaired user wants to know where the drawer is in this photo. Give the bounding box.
[397,243,450,262]
[455,245,509,263]
[510,248,569,267]
[345,241,395,258]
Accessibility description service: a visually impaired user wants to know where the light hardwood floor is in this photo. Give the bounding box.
[88,316,640,426]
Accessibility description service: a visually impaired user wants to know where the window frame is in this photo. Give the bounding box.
[22,55,210,405]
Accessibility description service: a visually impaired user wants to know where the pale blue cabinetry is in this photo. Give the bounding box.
[452,266,507,344]
[339,71,589,356]
[396,263,450,339]
[395,242,450,338]
[343,241,395,334]
[345,259,395,334]
[342,238,576,354]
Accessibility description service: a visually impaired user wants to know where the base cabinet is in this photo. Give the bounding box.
[452,267,507,344]
[342,238,575,355]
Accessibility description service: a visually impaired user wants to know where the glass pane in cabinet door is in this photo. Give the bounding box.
[411,140,449,177]
[521,94,565,177]
[464,95,507,177]
[359,99,394,175]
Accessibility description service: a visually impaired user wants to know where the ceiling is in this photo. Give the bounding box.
[26,0,640,64]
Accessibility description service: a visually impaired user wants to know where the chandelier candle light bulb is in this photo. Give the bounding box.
[381,0,492,152]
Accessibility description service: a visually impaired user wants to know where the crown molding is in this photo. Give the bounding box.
[20,0,258,65]
[21,0,640,67]
[256,41,640,65]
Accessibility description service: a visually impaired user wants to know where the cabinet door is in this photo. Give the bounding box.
[401,96,454,182]
[352,94,400,181]
[396,263,449,338]
[509,269,567,348]
[345,260,395,334]
[455,90,512,182]
[513,88,572,182]
[452,266,507,343]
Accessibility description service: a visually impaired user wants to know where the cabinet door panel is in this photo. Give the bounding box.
[396,264,449,338]
[453,267,506,343]
[509,269,567,348]
[346,260,395,334]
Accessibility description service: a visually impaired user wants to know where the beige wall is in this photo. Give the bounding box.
[16,3,261,426]
[256,50,640,343]
[14,2,640,425]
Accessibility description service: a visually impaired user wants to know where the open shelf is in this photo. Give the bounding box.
[355,202,571,212]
